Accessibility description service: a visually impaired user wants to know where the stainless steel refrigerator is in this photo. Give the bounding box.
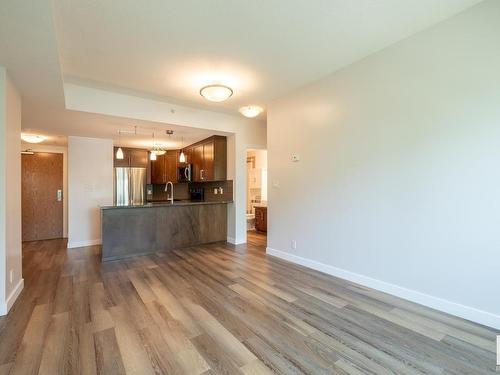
[113,167,147,205]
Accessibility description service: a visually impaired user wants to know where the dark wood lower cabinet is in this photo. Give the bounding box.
[255,206,267,232]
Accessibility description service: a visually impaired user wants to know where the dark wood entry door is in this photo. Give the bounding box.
[22,152,63,241]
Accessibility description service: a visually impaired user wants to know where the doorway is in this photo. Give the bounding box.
[22,152,64,241]
[246,149,267,247]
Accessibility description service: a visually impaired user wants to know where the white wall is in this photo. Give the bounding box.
[0,67,23,315]
[64,84,267,244]
[248,149,267,170]
[267,0,500,329]
[21,144,68,238]
[68,136,113,248]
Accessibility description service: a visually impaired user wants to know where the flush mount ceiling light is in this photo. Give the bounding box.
[239,106,264,118]
[200,84,233,102]
[21,133,45,143]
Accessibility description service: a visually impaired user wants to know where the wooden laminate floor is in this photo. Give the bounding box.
[247,230,267,248]
[0,239,497,374]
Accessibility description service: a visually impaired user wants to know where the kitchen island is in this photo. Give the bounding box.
[100,200,231,261]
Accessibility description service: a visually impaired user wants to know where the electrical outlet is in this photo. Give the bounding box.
[291,240,297,250]
[219,187,224,194]
[9,270,13,284]
[213,188,218,195]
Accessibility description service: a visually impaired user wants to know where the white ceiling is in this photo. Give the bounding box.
[0,0,228,148]
[1,0,484,144]
[21,114,227,149]
[53,0,483,115]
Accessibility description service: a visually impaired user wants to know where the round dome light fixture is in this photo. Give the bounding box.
[239,106,264,118]
[151,144,166,156]
[200,84,233,102]
[21,133,46,144]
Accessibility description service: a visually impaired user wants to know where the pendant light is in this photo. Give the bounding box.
[116,130,124,159]
[179,136,186,163]
[150,132,157,161]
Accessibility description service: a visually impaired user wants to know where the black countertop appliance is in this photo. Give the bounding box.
[189,187,204,202]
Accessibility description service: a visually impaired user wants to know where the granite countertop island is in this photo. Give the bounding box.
[100,200,233,210]
[100,200,232,261]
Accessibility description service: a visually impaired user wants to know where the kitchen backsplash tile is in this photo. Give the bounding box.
[148,180,233,202]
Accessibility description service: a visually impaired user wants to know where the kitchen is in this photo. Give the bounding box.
[101,132,234,261]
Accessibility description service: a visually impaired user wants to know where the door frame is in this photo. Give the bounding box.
[245,147,268,244]
[21,144,68,238]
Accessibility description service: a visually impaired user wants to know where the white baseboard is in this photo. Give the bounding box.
[266,247,500,330]
[67,239,101,249]
[0,278,24,316]
[227,236,246,245]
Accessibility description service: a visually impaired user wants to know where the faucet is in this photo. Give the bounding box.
[165,181,174,204]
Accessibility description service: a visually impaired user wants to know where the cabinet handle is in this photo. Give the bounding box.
[201,169,204,180]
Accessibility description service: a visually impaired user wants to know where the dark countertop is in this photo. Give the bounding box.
[100,200,233,210]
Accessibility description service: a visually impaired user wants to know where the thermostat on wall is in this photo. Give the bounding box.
[291,154,300,162]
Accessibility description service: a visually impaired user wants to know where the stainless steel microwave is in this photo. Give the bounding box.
[178,164,192,182]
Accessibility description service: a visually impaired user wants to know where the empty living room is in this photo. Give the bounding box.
[0,0,499,374]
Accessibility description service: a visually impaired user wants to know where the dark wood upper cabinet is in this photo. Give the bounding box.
[150,150,178,184]
[187,136,226,182]
[202,141,214,181]
[192,144,203,181]
[165,150,178,182]
[114,147,148,168]
[185,148,193,164]
[129,148,149,168]
[113,147,130,167]
[212,136,227,181]
[148,135,227,184]
[150,153,166,184]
